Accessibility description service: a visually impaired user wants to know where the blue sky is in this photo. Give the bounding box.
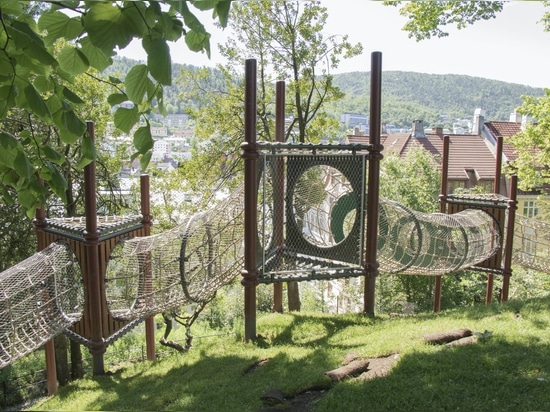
[120,1,549,88]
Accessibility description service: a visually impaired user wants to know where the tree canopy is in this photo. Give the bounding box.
[0,0,229,214]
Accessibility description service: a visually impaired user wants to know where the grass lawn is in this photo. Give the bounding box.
[31,296,550,411]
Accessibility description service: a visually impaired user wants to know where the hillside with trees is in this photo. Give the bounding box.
[106,58,544,131]
[330,71,545,129]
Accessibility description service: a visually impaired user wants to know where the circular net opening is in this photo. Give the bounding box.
[291,165,356,248]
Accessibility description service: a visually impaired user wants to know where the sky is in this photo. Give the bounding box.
[119,1,549,89]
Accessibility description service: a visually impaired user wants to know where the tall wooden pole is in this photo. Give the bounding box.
[140,174,156,361]
[486,135,504,303]
[434,135,450,312]
[364,52,382,315]
[35,203,57,394]
[272,80,285,313]
[241,59,259,341]
[84,121,105,375]
[501,175,517,302]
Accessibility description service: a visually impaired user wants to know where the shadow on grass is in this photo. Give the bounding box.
[318,337,550,412]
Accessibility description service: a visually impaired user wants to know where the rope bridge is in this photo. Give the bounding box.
[0,242,83,368]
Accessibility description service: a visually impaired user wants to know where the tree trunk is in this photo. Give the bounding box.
[70,340,84,380]
[287,281,301,312]
[54,335,69,386]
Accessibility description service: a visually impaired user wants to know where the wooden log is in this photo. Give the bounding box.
[446,336,477,347]
[325,359,370,382]
[423,328,472,345]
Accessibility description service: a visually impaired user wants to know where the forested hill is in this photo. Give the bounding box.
[105,57,545,129]
[330,71,545,128]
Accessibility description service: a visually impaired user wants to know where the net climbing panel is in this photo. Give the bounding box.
[0,241,83,368]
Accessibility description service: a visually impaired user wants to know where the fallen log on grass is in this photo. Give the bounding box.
[423,328,472,345]
[325,359,370,382]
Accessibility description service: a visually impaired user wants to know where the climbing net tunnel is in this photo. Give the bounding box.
[256,143,500,281]
[513,215,550,272]
[377,198,500,275]
[0,241,83,368]
[104,186,244,321]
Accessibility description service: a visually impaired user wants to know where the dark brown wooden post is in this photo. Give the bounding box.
[241,59,259,341]
[501,175,517,302]
[84,121,105,375]
[486,135,505,303]
[35,203,57,394]
[434,135,450,312]
[140,174,155,360]
[272,80,285,313]
[363,51,382,315]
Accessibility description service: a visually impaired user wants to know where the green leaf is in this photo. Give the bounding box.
[14,151,33,179]
[24,84,51,118]
[33,76,52,93]
[0,0,22,15]
[62,86,85,104]
[214,1,231,28]
[185,30,211,56]
[124,64,149,103]
[58,46,89,75]
[11,21,57,66]
[45,162,68,201]
[43,146,65,165]
[114,106,140,134]
[134,125,154,153]
[107,92,129,106]
[143,36,172,85]
[38,11,83,45]
[140,151,152,171]
[81,133,97,161]
[61,110,86,137]
[0,132,19,168]
[0,85,17,118]
[79,36,113,72]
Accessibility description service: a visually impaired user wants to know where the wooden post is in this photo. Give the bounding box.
[84,121,105,375]
[272,80,285,313]
[486,135,504,303]
[35,204,57,395]
[501,175,517,302]
[140,174,156,361]
[364,52,382,315]
[434,135,450,312]
[241,59,259,341]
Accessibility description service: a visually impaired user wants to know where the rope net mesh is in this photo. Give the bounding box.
[104,186,244,321]
[0,241,83,368]
[257,144,500,280]
[512,215,550,272]
[378,198,499,275]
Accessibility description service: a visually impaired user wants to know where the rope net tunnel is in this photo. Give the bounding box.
[104,186,244,322]
[0,241,84,368]
[513,215,550,272]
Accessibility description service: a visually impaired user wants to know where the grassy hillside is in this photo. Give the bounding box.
[31,296,550,411]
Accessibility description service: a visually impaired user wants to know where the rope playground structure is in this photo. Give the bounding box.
[0,55,548,393]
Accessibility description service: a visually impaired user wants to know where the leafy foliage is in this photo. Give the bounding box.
[384,1,505,41]
[0,0,229,214]
[506,89,550,192]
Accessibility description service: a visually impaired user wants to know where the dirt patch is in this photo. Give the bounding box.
[258,354,399,411]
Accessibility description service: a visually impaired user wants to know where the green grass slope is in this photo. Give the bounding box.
[32,296,550,411]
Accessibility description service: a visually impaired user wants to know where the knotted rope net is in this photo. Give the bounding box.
[512,215,550,272]
[0,241,83,368]
[104,186,244,321]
